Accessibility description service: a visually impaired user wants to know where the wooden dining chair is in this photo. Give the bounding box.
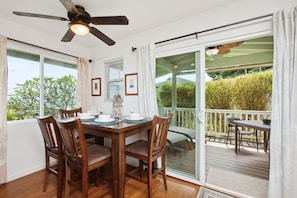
[56,118,112,198]
[36,115,64,198]
[59,107,82,118]
[59,107,95,143]
[125,113,173,198]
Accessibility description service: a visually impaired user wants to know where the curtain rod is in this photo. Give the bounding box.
[132,13,273,51]
[7,38,78,58]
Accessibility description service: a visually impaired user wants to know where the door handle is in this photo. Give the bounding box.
[197,110,203,123]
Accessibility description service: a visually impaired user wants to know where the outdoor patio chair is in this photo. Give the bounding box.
[227,117,259,151]
[166,126,195,154]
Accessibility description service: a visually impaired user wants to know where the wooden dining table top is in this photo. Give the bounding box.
[82,117,153,133]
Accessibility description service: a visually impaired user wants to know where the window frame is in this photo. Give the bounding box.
[7,41,78,120]
[104,57,124,101]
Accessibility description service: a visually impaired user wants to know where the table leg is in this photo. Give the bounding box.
[264,131,268,152]
[111,133,125,198]
[235,124,238,153]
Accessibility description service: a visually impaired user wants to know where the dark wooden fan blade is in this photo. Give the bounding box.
[13,11,68,21]
[59,0,78,14]
[61,29,75,42]
[90,16,129,25]
[90,27,115,46]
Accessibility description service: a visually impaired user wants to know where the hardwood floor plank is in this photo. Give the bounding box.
[0,141,269,197]
[0,169,199,198]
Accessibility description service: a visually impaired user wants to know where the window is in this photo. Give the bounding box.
[7,47,77,121]
[105,58,124,100]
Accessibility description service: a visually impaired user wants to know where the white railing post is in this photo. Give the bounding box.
[162,107,271,143]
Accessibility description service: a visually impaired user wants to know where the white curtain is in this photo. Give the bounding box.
[269,6,297,198]
[136,44,159,118]
[0,35,8,184]
[76,57,91,112]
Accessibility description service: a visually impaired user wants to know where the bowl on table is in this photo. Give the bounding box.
[78,112,94,120]
[127,113,144,120]
[97,114,112,122]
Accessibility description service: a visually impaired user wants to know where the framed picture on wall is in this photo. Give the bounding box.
[91,78,101,96]
[125,73,138,95]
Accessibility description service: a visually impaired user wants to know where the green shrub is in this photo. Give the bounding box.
[158,70,272,111]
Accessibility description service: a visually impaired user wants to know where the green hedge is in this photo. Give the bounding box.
[158,70,272,111]
[206,70,272,110]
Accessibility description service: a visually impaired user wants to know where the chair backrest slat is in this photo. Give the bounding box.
[150,113,173,153]
[37,116,60,150]
[56,118,87,163]
[59,107,82,119]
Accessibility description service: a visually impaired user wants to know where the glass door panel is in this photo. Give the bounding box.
[156,50,204,182]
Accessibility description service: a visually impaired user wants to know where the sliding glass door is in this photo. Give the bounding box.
[156,48,205,183]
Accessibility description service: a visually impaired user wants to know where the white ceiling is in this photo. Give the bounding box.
[0,0,235,48]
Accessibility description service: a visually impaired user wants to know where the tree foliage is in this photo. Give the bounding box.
[7,75,77,120]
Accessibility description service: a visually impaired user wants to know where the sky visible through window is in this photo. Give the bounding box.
[7,56,77,95]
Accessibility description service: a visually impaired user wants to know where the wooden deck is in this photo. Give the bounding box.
[166,140,269,181]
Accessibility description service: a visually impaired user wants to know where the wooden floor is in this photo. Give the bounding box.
[0,140,269,198]
[0,168,199,198]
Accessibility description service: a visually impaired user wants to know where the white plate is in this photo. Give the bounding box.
[126,117,144,121]
[94,118,115,123]
[79,116,95,120]
[57,117,76,123]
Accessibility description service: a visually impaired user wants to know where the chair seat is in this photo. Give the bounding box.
[126,140,162,157]
[87,145,111,165]
[49,147,59,154]
[126,140,148,157]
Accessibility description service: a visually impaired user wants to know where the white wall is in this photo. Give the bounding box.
[89,0,296,115]
[7,119,45,182]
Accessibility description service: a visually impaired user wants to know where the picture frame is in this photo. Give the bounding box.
[125,73,138,95]
[91,78,101,96]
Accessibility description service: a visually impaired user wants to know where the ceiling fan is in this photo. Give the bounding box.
[206,41,243,56]
[12,0,129,46]
[217,41,243,55]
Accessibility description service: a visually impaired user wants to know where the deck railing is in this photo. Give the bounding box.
[161,107,271,143]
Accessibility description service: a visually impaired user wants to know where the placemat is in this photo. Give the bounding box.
[122,119,147,124]
[90,120,119,126]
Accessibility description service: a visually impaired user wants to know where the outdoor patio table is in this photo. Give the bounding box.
[81,118,152,198]
[233,120,271,153]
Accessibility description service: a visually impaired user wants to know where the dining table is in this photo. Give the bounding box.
[81,117,152,198]
[233,120,271,153]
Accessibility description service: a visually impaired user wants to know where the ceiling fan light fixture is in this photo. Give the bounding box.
[70,21,90,35]
[206,47,219,56]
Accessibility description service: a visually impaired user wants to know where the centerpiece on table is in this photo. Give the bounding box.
[112,94,123,120]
